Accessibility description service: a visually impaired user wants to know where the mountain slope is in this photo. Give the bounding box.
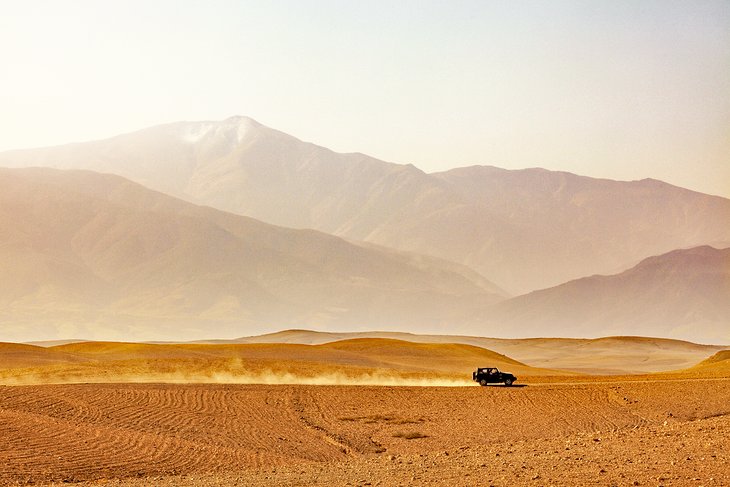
[0,167,504,342]
[482,246,730,343]
[2,117,729,293]
[430,166,730,292]
[0,117,460,240]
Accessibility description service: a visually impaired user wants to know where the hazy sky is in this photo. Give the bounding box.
[1,0,729,196]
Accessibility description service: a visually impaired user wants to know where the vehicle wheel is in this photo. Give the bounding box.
[479,379,487,386]
[504,378,513,386]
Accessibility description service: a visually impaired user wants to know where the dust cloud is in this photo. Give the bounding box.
[207,370,476,387]
[0,367,476,387]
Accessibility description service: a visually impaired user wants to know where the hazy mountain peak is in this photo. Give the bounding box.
[172,116,259,145]
[223,115,259,124]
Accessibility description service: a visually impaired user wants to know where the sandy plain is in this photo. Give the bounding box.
[0,340,728,486]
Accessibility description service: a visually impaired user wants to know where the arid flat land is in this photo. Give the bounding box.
[1,379,728,486]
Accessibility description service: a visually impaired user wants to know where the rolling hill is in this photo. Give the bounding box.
[0,342,89,369]
[2,117,729,293]
[0,167,504,342]
[223,329,726,374]
[0,338,561,385]
[685,350,730,374]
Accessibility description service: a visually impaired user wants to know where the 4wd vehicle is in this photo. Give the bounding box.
[473,367,516,386]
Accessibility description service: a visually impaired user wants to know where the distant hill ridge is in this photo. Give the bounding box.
[2,116,729,293]
[0,338,564,385]
[483,246,730,343]
[4,335,727,381]
[219,329,726,374]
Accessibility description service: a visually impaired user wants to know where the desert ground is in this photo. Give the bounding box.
[1,339,728,486]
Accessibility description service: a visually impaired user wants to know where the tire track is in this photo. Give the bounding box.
[0,384,331,483]
[1,380,728,484]
[290,387,359,457]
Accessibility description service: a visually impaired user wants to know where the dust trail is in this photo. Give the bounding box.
[207,370,476,387]
[0,370,476,387]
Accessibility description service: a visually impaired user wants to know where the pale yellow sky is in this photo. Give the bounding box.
[1,0,729,197]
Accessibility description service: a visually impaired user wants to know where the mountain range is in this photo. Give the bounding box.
[483,246,730,343]
[0,117,728,343]
[0,167,502,342]
[3,116,729,294]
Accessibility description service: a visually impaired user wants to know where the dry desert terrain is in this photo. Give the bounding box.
[0,339,728,486]
[0,380,728,486]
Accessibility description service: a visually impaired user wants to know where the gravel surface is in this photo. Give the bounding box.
[0,379,727,486]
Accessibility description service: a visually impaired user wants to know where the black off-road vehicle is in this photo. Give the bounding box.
[473,367,516,386]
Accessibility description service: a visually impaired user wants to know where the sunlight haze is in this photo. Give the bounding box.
[1,0,728,196]
[2,4,730,482]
